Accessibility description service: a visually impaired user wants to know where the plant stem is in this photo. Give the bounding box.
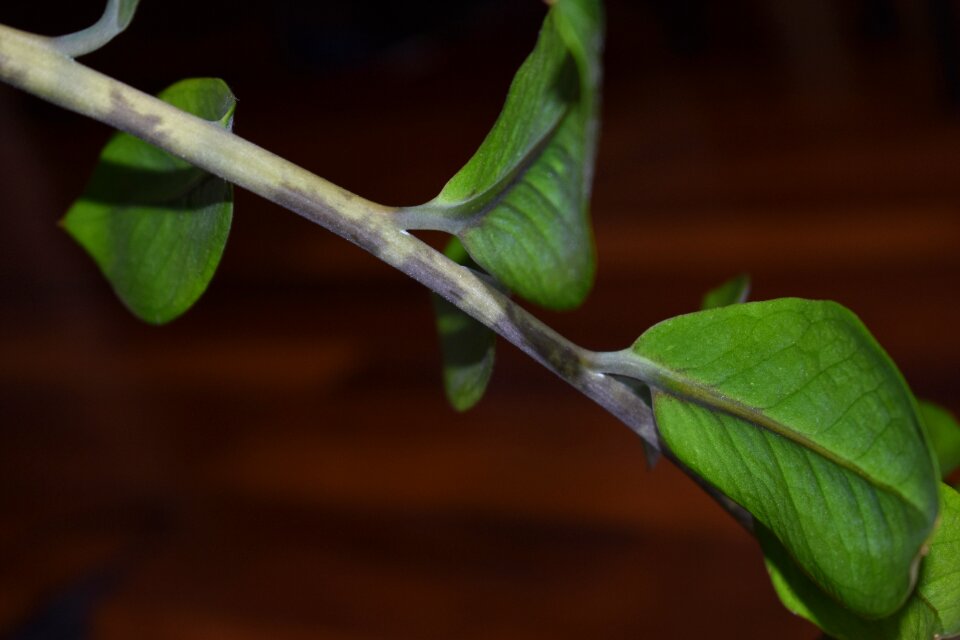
[47,0,124,58]
[0,22,660,452]
[587,352,757,531]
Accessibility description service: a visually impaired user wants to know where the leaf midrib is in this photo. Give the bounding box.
[651,364,928,517]
[438,101,573,229]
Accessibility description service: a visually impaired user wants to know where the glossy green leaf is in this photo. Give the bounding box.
[52,0,142,57]
[919,400,960,479]
[701,274,750,310]
[629,298,939,617]
[62,78,235,324]
[400,0,603,310]
[761,483,960,640]
[431,239,496,412]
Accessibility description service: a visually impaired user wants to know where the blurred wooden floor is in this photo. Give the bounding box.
[2,1,960,638]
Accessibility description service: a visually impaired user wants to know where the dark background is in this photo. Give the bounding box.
[1,1,959,638]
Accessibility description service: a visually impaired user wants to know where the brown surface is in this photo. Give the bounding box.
[1,1,960,638]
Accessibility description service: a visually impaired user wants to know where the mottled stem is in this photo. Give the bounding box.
[0,22,660,452]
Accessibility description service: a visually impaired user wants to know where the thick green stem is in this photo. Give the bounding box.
[0,23,659,451]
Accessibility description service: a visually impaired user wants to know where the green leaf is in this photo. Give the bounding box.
[62,78,235,324]
[919,400,960,479]
[52,0,142,58]
[628,299,939,617]
[761,483,960,640]
[431,239,496,412]
[701,274,750,310]
[400,0,603,310]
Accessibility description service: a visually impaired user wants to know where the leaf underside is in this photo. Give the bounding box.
[762,483,960,640]
[62,78,235,324]
[632,298,939,618]
[432,239,496,411]
[405,0,603,310]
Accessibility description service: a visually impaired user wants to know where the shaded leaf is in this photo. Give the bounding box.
[919,400,960,479]
[431,239,496,411]
[627,299,939,617]
[63,78,235,324]
[701,274,750,310]
[400,0,603,310]
[761,483,960,640]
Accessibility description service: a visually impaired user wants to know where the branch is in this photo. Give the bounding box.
[0,22,660,453]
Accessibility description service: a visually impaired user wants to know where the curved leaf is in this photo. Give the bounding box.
[919,400,960,479]
[628,299,939,617]
[62,78,235,324]
[701,274,750,310]
[399,0,603,310]
[761,483,960,640]
[431,239,496,411]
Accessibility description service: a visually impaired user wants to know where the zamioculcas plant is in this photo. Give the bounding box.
[1,0,957,637]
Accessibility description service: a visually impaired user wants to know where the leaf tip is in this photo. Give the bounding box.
[701,273,751,310]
